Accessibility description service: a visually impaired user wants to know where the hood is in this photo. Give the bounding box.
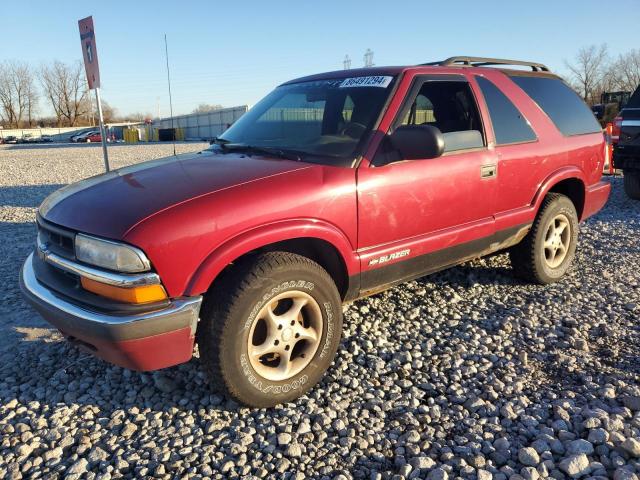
[40,150,309,239]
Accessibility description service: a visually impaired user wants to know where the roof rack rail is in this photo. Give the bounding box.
[421,56,550,72]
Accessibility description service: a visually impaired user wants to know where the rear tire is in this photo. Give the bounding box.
[509,193,579,284]
[197,252,343,407]
[623,172,640,200]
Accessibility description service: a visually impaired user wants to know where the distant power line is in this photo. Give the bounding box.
[342,50,375,69]
[364,49,374,67]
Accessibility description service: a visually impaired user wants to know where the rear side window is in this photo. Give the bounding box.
[476,76,536,145]
[511,76,601,136]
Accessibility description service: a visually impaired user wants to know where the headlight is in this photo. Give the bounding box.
[75,234,151,273]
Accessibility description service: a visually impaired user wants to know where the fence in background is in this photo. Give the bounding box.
[152,106,248,140]
[1,107,248,143]
[0,127,89,142]
[0,122,146,142]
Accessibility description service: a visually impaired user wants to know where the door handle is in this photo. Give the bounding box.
[481,164,497,179]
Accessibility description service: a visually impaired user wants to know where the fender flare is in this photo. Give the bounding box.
[185,219,359,296]
[531,166,586,214]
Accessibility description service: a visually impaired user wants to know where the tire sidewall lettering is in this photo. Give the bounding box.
[243,280,314,330]
[240,353,308,394]
[239,280,336,395]
[540,204,578,278]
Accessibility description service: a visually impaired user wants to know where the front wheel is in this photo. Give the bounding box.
[197,252,343,407]
[624,172,640,200]
[509,193,579,284]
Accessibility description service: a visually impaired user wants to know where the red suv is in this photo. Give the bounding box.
[21,57,610,407]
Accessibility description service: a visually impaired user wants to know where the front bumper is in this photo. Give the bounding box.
[20,253,202,371]
[582,180,611,220]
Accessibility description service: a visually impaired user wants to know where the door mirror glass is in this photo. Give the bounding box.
[389,124,445,160]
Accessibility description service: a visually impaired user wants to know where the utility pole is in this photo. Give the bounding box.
[78,16,109,172]
[364,48,374,67]
[164,34,176,156]
[343,54,351,70]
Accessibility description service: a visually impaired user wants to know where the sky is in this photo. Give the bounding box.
[2,0,639,117]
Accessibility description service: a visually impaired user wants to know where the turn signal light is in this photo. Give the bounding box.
[81,277,168,304]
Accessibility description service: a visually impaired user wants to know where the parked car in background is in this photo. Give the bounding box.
[613,85,640,199]
[70,130,98,143]
[3,136,18,144]
[83,132,102,143]
[21,57,610,407]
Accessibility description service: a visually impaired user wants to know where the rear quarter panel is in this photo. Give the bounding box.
[474,70,604,224]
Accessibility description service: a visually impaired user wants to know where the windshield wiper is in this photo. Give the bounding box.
[220,143,303,161]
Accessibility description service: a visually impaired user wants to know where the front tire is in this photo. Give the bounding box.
[509,193,579,284]
[197,252,343,407]
[624,172,640,200]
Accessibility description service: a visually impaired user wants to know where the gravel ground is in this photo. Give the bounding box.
[1,143,639,480]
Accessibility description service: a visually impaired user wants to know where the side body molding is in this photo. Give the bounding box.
[185,219,360,297]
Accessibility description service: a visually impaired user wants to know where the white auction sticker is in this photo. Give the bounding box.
[340,76,393,88]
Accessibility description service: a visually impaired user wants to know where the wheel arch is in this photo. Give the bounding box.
[185,220,359,300]
[533,167,587,220]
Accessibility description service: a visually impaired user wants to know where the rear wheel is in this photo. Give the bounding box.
[197,252,343,407]
[623,172,640,200]
[509,193,579,284]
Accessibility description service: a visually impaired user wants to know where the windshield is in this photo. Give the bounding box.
[211,75,396,165]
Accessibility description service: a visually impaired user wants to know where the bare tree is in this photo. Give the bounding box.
[40,60,90,127]
[564,44,609,105]
[0,64,16,126]
[192,103,224,114]
[0,61,38,128]
[607,49,640,93]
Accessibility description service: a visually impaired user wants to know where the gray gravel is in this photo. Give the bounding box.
[1,143,639,479]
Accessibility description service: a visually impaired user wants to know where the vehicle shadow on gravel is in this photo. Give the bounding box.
[0,184,64,208]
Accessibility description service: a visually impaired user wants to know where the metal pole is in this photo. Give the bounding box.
[94,87,110,172]
[164,34,176,156]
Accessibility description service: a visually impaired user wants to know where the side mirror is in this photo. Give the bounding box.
[389,124,445,160]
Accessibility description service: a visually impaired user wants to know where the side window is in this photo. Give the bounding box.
[476,76,537,145]
[400,94,435,125]
[398,80,484,153]
[342,95,354,122]
[511,76,601,136]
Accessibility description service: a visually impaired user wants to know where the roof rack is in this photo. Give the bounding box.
[421,56,550,72]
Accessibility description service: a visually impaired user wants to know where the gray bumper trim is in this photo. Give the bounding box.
[37,243,160,287]
[20,253,202,342]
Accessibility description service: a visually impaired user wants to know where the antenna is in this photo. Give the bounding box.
[364,48,374,67]
[343,54,351,70]
[164,34,176,156]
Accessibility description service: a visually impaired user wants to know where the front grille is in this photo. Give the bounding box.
[37,216,75,259]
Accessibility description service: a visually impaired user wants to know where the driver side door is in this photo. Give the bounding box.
[356,73,498,294]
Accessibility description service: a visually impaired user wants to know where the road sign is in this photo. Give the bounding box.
[78,16,101,90]
[78,16,109,172]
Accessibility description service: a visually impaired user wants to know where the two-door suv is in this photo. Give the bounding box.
[21,57,610,407]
